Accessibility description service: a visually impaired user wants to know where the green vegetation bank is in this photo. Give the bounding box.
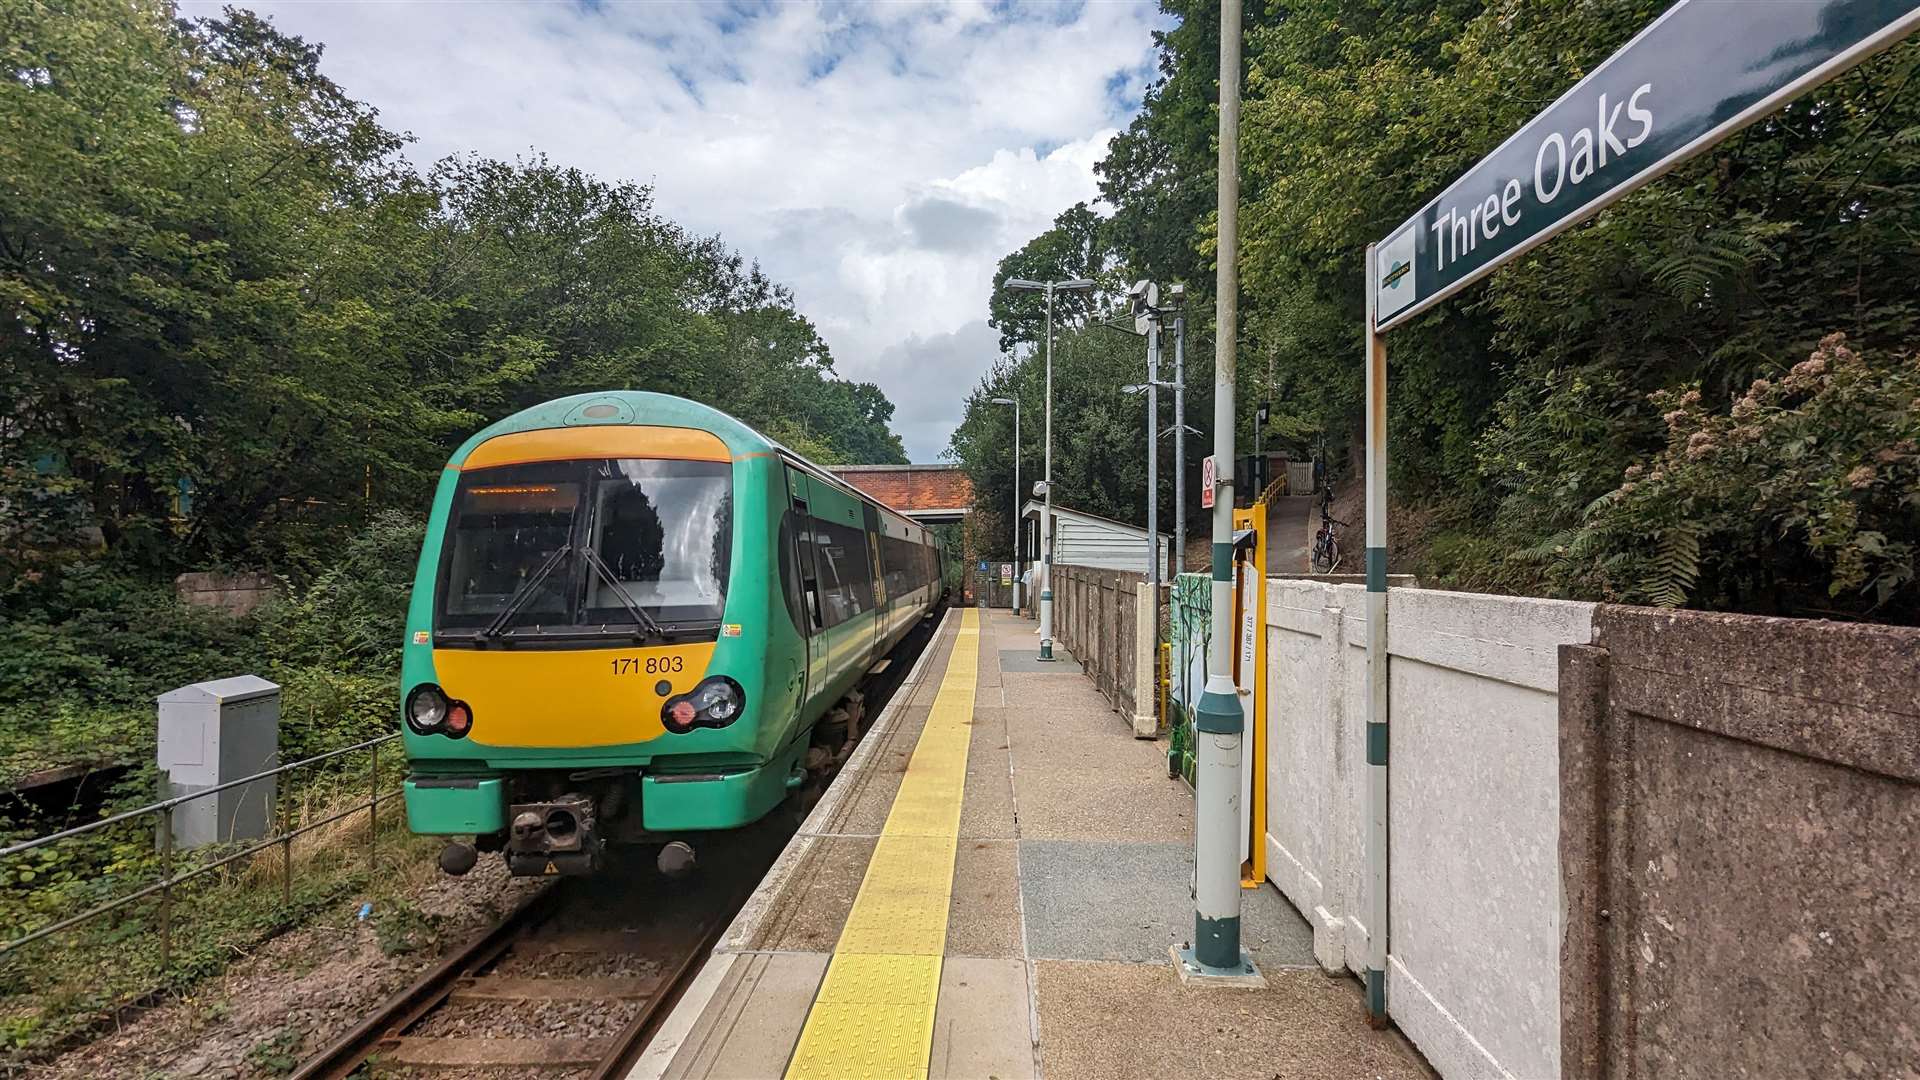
[2,0,910,763]
[950,0,1920,623]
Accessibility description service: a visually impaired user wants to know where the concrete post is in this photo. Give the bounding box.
[1133,579,1158,738]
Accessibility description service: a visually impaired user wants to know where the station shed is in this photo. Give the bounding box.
[1020,500,1169,574]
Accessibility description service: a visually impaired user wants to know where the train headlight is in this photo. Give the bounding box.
[406,684,449,734]
[662,677,746,733]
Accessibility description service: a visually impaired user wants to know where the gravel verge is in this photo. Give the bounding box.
[35,845,543,1080]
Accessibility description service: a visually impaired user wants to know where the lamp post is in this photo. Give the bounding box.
[990,395,1020,612]
[1180,0,1258,985]
[1164,416,1201,577]
[1164,289,1188,577]
[1129,282,1162,594]
[1002,276,1095,662]
[1122,378,1161,591]
[1123,281,1188,589]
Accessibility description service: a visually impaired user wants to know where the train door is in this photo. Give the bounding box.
[863,504,886,666]
[786,468,827,711]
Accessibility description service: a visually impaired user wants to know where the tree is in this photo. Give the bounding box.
[0,0,910,577]
[987,203,1114,354]
[948,319,1214,557]
[984,0,1920,619]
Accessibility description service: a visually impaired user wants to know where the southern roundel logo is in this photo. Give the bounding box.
[1377,226,1417,320]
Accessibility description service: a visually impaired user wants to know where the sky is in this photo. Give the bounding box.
[191,0,1169,461]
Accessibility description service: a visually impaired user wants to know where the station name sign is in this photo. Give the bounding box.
[1374,0,1920,331]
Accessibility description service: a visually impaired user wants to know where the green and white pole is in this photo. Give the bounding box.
[1363,242,1390,1024]
[1180,0,1256,983]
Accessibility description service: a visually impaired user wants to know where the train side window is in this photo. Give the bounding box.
[884,536,904,597]
[809,514,871,626]
[789,481,824,634]
[777,510,809,634]
[885,535,913,597]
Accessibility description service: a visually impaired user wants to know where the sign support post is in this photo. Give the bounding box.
[1362,243,1390,1025]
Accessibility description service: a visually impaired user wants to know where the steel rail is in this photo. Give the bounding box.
[288,885,562,1080]
[586,890,742,1079]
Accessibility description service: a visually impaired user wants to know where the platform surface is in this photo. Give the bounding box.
[633,607,1431,1080]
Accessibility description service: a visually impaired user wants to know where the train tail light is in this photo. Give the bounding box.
[406,684,472,739]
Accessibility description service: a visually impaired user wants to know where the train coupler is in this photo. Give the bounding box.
[504,795,602,876]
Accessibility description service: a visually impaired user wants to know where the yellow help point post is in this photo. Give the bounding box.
[1231,501,1268,889]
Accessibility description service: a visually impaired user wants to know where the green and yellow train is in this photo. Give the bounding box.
[398,392,948,876]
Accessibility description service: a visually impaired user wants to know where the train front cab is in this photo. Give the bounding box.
[399,401,942,876]
[398,417,805,874]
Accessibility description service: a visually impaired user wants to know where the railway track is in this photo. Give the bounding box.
[292,835,774,1079]
[293,608,945,1079]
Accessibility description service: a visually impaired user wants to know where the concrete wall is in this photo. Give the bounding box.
[1561,608,1920,1080]
[1261,580,1594,1080]
[1386,589,1591,1080]
[174,571,276,616]
[1262,582,1920,1080]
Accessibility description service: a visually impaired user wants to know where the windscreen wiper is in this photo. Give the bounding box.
[481,543,572,641]
[579,546,669,641]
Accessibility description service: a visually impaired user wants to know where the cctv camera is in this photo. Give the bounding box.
[1127,280,1160,313]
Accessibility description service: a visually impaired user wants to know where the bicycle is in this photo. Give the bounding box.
[1311,490,1346,574]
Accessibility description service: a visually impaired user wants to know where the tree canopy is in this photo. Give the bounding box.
[2,0,905,578]
[950,0,1920,621]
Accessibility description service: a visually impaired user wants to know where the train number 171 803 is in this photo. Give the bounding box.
[611,655,683,676]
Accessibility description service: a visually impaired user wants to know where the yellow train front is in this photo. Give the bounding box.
[398,393,946,876]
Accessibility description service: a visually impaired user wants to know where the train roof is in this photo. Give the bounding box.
[447,392,931,533]
[448,392,776,463]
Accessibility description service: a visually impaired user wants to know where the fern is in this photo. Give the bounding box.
[1643,522,1702,608]
[1647,217,1783,305]
[1512,528,1579,565]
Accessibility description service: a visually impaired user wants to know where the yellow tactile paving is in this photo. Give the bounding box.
[784,609,979,1080]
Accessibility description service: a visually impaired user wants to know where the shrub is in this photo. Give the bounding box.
[256,511,423,675]
[0,567,264,708]
[1563,335,1919,618]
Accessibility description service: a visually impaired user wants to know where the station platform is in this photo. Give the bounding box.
[633,607,1429,1080]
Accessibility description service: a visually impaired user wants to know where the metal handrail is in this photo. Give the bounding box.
[0,732,403,966]
[0,733,397,860]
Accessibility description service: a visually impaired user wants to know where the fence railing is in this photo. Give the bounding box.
[0,733,402,969]
[1050,564,1159,735]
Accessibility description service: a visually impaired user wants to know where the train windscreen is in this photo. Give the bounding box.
[437,458,732,638]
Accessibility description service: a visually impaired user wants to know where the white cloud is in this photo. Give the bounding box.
[191,0,1164,459]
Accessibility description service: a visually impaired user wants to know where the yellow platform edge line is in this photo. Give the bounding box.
[784,608,980,1080]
